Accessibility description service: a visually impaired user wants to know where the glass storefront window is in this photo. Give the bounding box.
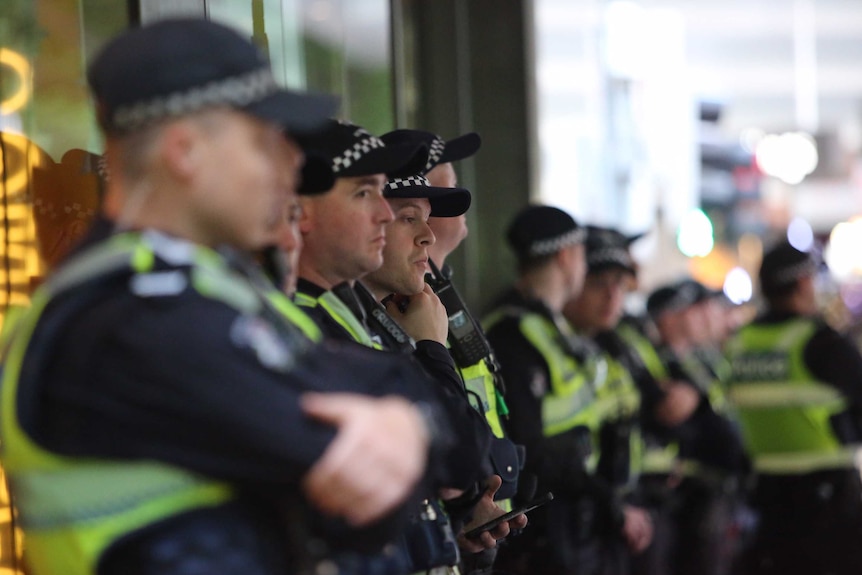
[0,1,129,320]
[0,0,395,327]
[207,0,395,135]
[1,4,131,573]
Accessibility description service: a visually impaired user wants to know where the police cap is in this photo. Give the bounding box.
[296,120,428,195]
[646,280,700,318]
[506,205,586,259]
[87,18,336,136]
[675,278,723,304]
[381,129,482,174]
[378,129,475,217]
[759,241,816,297]
[384,175,471,218]
[584,225,644,275]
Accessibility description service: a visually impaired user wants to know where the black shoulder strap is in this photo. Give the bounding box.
[352,282,414,353]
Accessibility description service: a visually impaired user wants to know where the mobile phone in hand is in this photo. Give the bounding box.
[463,492,554,539]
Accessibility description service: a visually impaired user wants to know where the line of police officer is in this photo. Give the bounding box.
[479,202,862,575]
[4,15,862,575]
[0,18,493,575]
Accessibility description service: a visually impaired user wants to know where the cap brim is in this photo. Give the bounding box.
[625,231,647,246]
[341,142,428,179]
[246,89,339,135]
[439,132,482,164]
[387,185,472,217]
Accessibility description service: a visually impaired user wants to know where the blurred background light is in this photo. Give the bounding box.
[754,131,819,185]
[787,216,814,252]
[724,266,753,304]
[825,218,862,283]
[739,127,765,154]
[0,48,31,115]
[677,208,714,257]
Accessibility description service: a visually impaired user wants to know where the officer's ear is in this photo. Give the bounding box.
[556,242,581,271]
[297,194,317,234]
[159,118,205,184]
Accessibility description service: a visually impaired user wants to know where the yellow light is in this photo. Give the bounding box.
[0,132,50,330]
[689,243,736,288]
[0,47,31,114]
[0,134,42,195]
[737,233,763,274]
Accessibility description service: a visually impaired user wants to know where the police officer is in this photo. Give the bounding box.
[363,130,528,574]
[292,120,493,574]
[646,280,750,575]
[484,206,653,575]
[562,226,700,575]
[0,19,462,575]
[678,279,735,385]
[725,241,862,575]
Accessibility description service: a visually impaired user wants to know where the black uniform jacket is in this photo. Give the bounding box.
[16,233,463,557]
[484,289,624,532]
[295,277,492,490]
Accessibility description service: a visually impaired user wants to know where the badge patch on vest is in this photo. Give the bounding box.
[530,369,548,398]
[732,352,789,381]
[230,315,295,372]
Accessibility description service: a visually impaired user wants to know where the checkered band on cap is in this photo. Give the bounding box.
[769,258,816,287]
[331,126,385,173]
[386,174,432,191]
[424,137,446,173]
[676,281,699,305]
[528,227,587,257]
[588,247,633,269]
[652,282,698,316]
[111,68,278,132]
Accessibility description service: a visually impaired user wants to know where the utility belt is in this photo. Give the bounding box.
[400,499,460,572]
[329,499,461,575]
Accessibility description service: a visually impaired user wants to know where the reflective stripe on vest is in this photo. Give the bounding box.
[516,314,598,458]
[640,442,679,475]
[0,233,252,575]
[727,381,846,409]
[616,323,668,381]
[459,360,506,439]
[592,353,644,488]
[753,446,860,474]
[725,317,848,471]
[612,325,687,476]
[592,357,640,422]
[295,289,381,348]
[269,291,322,342]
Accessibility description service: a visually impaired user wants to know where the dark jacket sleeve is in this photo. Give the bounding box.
[805,322,862,407]
[413,340,493,490]
[17,284,469,552]
[25,287,444,484]
[804,322,862,442]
